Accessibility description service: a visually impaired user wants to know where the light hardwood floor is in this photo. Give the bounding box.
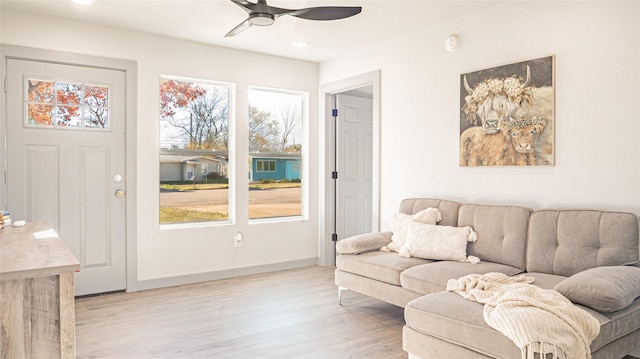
[76,265,640,359]
[75,266,405,359]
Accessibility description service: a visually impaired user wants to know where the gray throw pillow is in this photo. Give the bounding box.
[554,266,640,313]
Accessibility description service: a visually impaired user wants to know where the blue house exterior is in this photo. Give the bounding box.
[250,153,301,182]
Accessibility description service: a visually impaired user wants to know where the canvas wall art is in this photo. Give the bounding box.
[459,56,554,166]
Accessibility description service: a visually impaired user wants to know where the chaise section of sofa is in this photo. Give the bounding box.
[403,208,640,359]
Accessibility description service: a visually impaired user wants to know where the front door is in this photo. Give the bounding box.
[336,93,373,239]
[6,58,127,296]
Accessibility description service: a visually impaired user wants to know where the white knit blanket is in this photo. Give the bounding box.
[446,272,600,359]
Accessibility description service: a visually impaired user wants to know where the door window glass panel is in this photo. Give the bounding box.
[248,87,306,220]
[84,108,109,128]
[56,82,82,104]
[85,85,109,106]
[25,78,111,129]
[159,76,232,225]
[27,103,54,126]
[84,85,110,128]
[28,80,54,102]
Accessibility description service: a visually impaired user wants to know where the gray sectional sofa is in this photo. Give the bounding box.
[335,198,640,358]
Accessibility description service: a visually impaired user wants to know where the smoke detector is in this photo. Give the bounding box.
[444,35,461,52]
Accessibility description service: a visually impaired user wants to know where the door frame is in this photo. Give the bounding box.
[0,45,139,292]
[318,70,381,266]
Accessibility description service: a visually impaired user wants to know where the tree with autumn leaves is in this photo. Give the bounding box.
[160,79,302,152]
[28,80,109,128]
[28,80,57,126]
[160,79,229,150]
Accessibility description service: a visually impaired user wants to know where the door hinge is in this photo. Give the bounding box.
[4,77,7,93]
[332,108,338,117]
[332,233,338,242]
[332,171,338,179]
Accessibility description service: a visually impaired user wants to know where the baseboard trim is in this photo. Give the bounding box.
[131,257,319,292]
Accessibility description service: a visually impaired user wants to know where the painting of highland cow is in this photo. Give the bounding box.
[459,56,554,166]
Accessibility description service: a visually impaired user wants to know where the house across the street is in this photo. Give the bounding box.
[159,154,227,182]
[249,153,301,182]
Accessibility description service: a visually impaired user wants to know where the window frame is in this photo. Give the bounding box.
[248,86,308,223]
[159,74,236,229]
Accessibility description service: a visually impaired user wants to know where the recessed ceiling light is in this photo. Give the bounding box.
[290,40,308,48]
[71,0,94,5]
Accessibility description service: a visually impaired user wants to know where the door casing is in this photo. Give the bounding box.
[319,70,381,266]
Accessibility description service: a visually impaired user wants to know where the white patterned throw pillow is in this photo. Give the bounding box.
[385,208,442,252]
[398,223,478,262]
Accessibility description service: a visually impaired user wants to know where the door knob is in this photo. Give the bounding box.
[115,189,124,197]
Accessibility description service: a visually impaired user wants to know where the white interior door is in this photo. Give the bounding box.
[336,93,373,239]
[6,58,127,296]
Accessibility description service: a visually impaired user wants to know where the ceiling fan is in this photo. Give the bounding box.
[225,0,362,37]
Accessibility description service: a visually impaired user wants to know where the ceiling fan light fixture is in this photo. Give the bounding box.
[249,13,275,26]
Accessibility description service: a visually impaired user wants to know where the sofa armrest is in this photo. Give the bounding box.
[336,231,392,254]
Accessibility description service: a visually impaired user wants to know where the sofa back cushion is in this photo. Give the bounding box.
[526,209,640,276]
[398,198,461,227]
[457,204,532,270]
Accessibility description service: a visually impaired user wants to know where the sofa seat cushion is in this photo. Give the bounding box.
[404,285,640,356]
[400,261,523,295]
[336,252,433,285]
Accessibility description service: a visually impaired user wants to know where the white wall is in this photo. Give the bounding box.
[320,1,640,230]
[1,10,320,288]
[3,1,640,288]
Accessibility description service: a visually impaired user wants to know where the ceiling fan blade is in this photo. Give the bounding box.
[262,4,297,17]
[230,0,257,13]
[286,6,362,21]
[225,18,253,37]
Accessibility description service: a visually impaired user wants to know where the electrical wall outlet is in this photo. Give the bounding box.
[234,232,243,247]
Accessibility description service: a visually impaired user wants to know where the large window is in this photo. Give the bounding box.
[248,87,306,220]
[159,76,231,225]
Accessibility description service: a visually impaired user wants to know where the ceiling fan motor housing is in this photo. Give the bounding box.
[249,13,275,26]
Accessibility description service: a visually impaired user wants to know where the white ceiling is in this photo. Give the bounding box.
[1,0,506,62]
